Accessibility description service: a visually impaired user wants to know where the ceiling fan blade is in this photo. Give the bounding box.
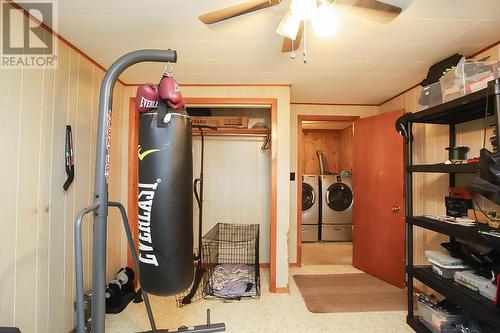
[281,22,304,53]
[199,0,281,25]
[335,0,402,23]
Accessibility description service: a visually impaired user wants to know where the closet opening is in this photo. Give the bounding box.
[128,98,279,292]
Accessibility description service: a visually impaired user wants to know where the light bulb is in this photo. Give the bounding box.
[276,12,300,40]
[312,3,339,37]
[291,0,317,21]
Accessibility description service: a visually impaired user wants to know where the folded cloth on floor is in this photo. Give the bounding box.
[209,264,256,298]
[213,281,254,299]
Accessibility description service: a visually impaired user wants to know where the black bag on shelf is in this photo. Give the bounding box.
[467,148,500,205]
[420,53,463,87]
[441,241,500,279]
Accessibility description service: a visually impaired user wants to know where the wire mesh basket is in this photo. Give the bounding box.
[203,223,260,300]
[175,223,260,306]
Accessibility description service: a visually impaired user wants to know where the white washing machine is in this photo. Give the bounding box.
[301,174,319,242]
[321,175,353,241]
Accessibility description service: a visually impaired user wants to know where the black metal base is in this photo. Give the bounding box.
[137,322,225,333]
[406,315,430,333]
[137,309,226,333]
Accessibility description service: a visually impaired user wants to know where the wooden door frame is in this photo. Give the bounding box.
[128,97,279,292]
[296,115,360,266]
[127,98,139,271]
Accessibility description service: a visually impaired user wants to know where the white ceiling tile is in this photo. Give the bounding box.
[196,40,282,60]
[58,0,135,16]
[353,43,437,62]
[46,0,500,104]
[399,0,458,19]
[443,0,500,20]
[450,20,500,45]
[370,19,478,45]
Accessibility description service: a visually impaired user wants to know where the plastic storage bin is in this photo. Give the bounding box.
[425,251,464,267]
[440,60,498,103]
[417,299,467,333]
[431,265,466,279]
[425,251,469,279]
[454,270,497,302]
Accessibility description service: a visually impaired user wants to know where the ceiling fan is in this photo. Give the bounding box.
[199,0,404,53]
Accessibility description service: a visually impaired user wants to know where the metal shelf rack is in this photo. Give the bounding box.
[402,78,500,331]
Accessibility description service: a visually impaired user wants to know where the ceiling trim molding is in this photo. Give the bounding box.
[7,0,127,85]
[122,83,293,87]
[291,102,378,107]
[302,128,351,132]
[469,40,500,59]
[299,115,360,121]
[378,39,500,107]
[178,83,292,87]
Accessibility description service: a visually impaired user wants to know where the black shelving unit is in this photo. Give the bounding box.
[407,315,433,333]
[407,162,478,174]
[412,267,500,327]
[402,78,500,331]
[409,216,500,249]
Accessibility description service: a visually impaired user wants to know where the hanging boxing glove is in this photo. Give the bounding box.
[136,84,160,113]
[158,76,185,109]
[167,95,185,110]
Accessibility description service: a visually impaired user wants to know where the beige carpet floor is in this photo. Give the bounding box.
[293,273,406,313]
[302,242,353,265]
[107,266,414,333]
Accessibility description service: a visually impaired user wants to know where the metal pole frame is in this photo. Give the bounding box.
[109,201,157,331]
[405,121,414,322]
[75,49,177,333]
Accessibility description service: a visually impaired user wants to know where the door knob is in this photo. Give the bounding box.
[392,205,401,212]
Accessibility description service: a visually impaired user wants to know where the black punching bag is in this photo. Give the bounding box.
[137,99,193,296]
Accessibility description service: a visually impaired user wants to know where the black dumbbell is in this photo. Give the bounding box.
[116,267,135,293]
[105,279,122,307]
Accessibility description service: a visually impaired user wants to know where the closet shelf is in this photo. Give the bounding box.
[192,128,270,136]
[411,266,500,328]
[407,162,479,173]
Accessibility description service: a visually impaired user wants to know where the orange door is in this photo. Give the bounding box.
[352,109,405,288]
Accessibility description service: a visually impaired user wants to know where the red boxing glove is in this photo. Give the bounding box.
[159,76,185,109]
[167,95,185,109]
[136,83,159,113]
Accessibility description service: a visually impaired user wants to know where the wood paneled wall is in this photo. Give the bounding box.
[0,38,127,332]
[302,127,353,175]
[339,126,354,172]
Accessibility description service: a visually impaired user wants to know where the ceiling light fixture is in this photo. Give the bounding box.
[290,0,317,20]
[199,0,405,57]
[276,1,340,62]
[312,2,339,37]
[276,11,301,40]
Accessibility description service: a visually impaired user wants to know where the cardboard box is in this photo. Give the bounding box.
[191,116,248,128]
